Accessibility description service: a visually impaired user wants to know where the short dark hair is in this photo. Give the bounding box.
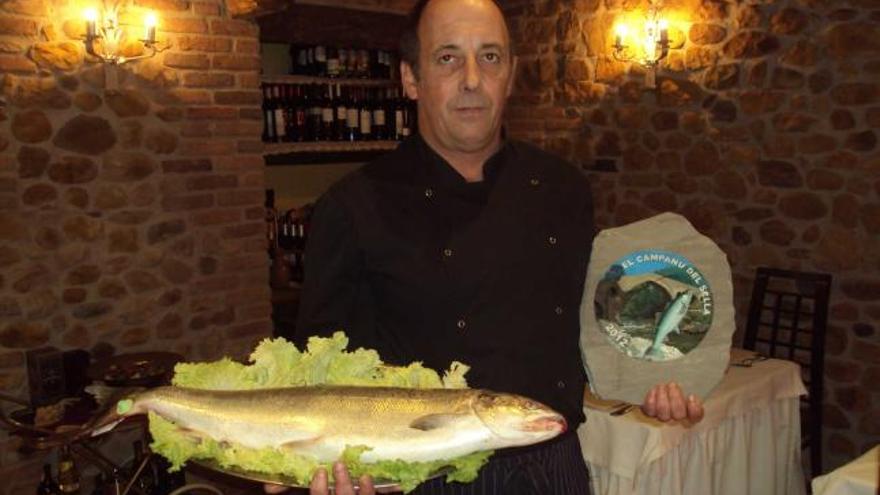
[398,0,509,79]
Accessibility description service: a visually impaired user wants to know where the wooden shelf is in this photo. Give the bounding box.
[263,140,400,165]
[262,75,399,86]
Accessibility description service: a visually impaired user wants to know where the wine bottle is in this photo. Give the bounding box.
[359,87,373,141]
[57,446,81,495]
[37,464,59,495]
[394,88,406,140]
[372,88,387,140]
[307,84,322,141]
[338,47,350,78]
[261,83,277,143]
[334,84,347,142]
[272,85,286,143]
[346,87,360,142]
[314,44,327,77]
[326,46,340,78]
[293,85,307,142]
[321,84,334,142]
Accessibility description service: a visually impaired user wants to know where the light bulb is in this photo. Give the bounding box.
[144,11,157,42]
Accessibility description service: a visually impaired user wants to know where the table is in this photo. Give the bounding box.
[577,348,808,495]
[811,445,879,495]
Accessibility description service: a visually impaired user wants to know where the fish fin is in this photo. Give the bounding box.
[410,414,463,431]
[279,436,323,449]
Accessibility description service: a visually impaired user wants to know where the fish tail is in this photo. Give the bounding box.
[644,345,663,360]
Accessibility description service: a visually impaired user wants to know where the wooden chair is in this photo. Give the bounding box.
[743,267,832,479]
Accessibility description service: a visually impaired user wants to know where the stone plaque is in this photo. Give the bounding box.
[579,212,734,404]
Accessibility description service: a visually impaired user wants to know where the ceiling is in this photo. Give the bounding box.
[229,0,418,18]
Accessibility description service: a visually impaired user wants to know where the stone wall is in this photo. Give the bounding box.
[0,0,270,489]
[503,0,879,473]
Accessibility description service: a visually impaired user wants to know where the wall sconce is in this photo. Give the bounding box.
[612,1,670,88]
[83,5,166,65]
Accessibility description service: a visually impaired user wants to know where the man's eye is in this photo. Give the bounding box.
[483,53,501,63]
[438,54,456,64]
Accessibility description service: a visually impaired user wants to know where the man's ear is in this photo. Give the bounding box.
[505,55,518,98]
[401,61,419,100]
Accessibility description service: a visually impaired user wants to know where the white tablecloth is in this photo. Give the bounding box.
[577,348,808,495]
[812,445,879,495]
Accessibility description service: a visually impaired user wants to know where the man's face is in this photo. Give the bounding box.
[402,0,516,155]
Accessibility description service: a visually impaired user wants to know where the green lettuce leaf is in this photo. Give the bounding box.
[153,331,489,493]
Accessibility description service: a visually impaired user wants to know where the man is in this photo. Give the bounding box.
[282,0,703,493]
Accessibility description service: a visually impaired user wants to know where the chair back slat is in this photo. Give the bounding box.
[743,267,832,479]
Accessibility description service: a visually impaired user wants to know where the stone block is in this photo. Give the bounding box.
[21,184,57,207]
[723,31,779,59]
[689,23,726,45]
[53,115,117,154]
[30,42,82,71]
[105,89,151,117]
[47,156,98,184]
[770,8,809,35]
[581,213,735,403]
[0,16,38,36]
[16,146,49,179]
[11,110,52,143]
[779,192,828,220]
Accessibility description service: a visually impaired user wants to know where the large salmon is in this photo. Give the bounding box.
[91,385,566,463]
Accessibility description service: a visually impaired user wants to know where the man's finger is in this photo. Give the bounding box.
[668,382,687,420]
[687,394,705,422]
[264,483,288,494]
[309,468,328,495]
[656,383,671,421]
[359,474,376,495]
[333,462,356,495]
[641,385,658,416]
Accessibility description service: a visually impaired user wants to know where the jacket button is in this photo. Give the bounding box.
[443,248,453,258]
[456,319,467,330]
[557,380,566,389]
[425,188,434,198]
[555,306,564,315]
[529,178,540,186]
[548,236,557,245]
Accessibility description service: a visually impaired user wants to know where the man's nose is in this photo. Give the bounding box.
[462,55,481,91]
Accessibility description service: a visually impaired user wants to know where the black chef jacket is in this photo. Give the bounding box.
[293,134,595,427]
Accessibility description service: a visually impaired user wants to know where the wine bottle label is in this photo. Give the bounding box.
[337,106,347,120]
[274,109,286,137]
[327,59,340,76]
[347,108,359,128]
[395,110,404,133]
[402,127,411,137]
[374,109,386,126]
[322,108,334,123]
[315,46,327,62]
[360,111,372,133]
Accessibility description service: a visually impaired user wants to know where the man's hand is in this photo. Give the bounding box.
[264,462,397,495]
[641,382,704,422]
